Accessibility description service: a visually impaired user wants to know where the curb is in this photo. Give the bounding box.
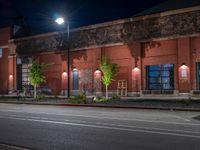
[1,101,200,112]
[60,103,200,112]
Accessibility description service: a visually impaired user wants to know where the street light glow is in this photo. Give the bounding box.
[55,17,64,25]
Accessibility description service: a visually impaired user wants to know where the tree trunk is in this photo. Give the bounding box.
[106,85,108,99]
[34,84,37,99]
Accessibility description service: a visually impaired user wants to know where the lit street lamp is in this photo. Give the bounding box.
[55,17,65,25]
[55,17,70,98]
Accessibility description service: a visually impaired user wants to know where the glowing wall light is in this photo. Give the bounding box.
[180,63,188,78]
[133,66,140,72]
[73,68,78,72]
[9,73,14,91]
[62,70,67,77]
[9,74,13,79]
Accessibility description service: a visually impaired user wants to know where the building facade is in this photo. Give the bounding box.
[2,6,200,96]
[0,27,16,94]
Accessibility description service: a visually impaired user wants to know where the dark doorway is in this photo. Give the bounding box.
[17,64,22,90]
[196,62,200,89]
[73,70,79,90]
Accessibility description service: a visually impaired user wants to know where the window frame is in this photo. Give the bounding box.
[146,64,174,90]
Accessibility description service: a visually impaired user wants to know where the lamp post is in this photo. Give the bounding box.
[67,23,70,98]
[55,17,70,98]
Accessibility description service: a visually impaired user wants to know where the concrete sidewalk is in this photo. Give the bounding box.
[0,97,200,111]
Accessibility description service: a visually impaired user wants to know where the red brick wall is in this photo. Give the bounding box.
[102,45,132,93]
[177,38,191,92]
[8,56,16,92]
[0,27,10,45]
[191,37,200,90]
[142,40,178,91]
[31,36,200,95]
[35,53,64,95]
[0,48,9,93]
[0,27,11,94]
[34,45,134,95]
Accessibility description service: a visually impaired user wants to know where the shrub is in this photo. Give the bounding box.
[36,93,46,100]
[93,96,108,103]
[110,95,121,101]
[68,94,87,104]
[93,94,120,103]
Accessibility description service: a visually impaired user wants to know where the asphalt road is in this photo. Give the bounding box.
[0,103,200,150]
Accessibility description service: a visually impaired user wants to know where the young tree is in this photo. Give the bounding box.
[100,56,118,99]
[29,60,46,99]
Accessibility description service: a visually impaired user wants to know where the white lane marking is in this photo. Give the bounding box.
[0,114,50,120]
[167,114,191,122]
[41,113,200,126]
[79,121,200,135]
[0,116,200,139]
[1,114,200,135]
[0,109,199,126]
[0,144,30,150]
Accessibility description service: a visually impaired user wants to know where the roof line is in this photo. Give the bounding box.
[10,5,200,42]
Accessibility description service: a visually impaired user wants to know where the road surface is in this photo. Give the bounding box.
[0,103,200,150]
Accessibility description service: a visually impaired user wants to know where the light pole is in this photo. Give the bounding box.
[55,17,70,98]
[67,22,70,98]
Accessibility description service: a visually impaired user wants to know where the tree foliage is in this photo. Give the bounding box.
[29,60,46,86]
[100,56,118,99]
[29,60,46,98]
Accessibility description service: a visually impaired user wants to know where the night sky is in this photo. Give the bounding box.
[0,0,166,34]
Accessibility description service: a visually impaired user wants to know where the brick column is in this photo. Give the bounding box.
[8,55,17,92]
[177,38,191,93]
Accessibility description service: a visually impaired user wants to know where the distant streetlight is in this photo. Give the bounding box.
[55,17,70,98]
[55,17,65,25]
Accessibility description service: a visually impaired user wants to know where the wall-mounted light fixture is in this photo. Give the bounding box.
[132,65,140,80]
[180,63,188,78]
[132,65,140,92]
[180,63,187,70]
[73,68,78,72]
[133,65,140,72]
[62,70,67,76]
[9,73,14,91]
[133,67,140,72]
[9,74,13,79]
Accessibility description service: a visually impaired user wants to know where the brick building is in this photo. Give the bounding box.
[0,27,16,94]
[1,4,200,97]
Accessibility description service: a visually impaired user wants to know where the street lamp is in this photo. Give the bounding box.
[55,17,70,98]
[55,17,65,25]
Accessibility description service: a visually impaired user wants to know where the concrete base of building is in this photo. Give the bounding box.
[4,89,200,100]
[127,92,140,97]
[94,92,103,97]
[60,90,67,96]
[140,90,179,97]
[190,90,200,96]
